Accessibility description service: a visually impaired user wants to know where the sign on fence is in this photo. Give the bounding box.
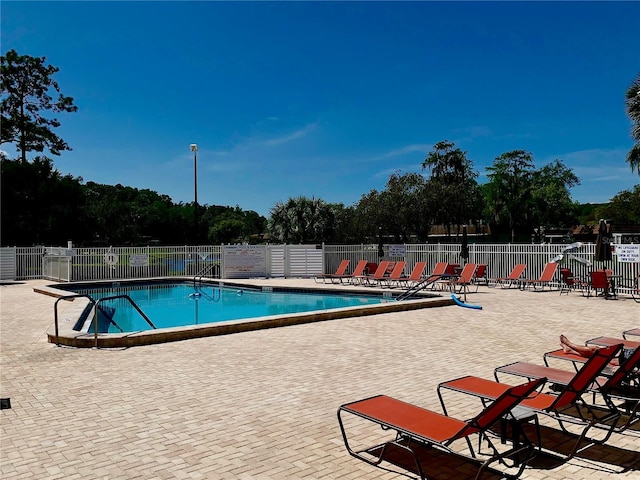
[129,254,149,267]
[223,245,266,278]
[389,244,406,257]
[615,244,640,263]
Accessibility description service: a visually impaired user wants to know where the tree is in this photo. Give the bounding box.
[625,73,640,174]
[0,156,86,245]
[1,49,77,162]
[422,140,483,239]
[268,196,335,244]
[353,172,431,243]
[205,207,267,244]
[530,160,580,230]
[209,218,246,244]
[593,185,640,224]
[485,150,535,242]
[325,203,357,243]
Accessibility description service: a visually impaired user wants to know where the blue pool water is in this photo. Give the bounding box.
[68,282,386,333]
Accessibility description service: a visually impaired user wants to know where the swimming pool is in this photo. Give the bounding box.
[68,282,388,333]
[43,279,453,348]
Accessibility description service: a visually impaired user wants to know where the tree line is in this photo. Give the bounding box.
[2,50,639,247]
[267,148,639,245]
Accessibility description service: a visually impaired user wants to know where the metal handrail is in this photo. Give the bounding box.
[193,263,220,287]
[93,295,156,346]
[53,293,156,348]
[53,294,95,347]
[395,274,456,301]
[190,285,221,302]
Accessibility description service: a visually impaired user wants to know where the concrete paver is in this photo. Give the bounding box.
[1,279,639,479]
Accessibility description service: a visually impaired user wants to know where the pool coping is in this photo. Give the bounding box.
[36,277,455,348]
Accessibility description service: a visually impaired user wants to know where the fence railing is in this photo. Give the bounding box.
[321,243,638,295]
[6,243,639,295]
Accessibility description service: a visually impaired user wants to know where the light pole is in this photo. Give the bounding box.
[190,144,198,245]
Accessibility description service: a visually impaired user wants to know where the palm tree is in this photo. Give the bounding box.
[625,72,640,175]
[485,150,535,243]
[422,140,482,239]
[268,196,331,243]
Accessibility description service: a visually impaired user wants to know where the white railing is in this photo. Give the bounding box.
[323,243,638,295]
[15,247,45,280]
[9,243,640,296]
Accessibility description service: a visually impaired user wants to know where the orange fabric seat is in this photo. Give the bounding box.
[351,261,391,286]
[496,344,640,434]
[438,344,624,461]
[314,259,350,284]
[520,262,558,291]
[322,259,368,285]
[491,263,526,289]
[338,378,545,480]
[379,261,407,288]
[438,263,477,293]
[392,261,426,288]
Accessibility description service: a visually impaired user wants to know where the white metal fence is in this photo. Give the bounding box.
[5,243,639,295]
[322,242,639,295]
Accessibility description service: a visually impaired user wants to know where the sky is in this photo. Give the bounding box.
[2,1,639,218]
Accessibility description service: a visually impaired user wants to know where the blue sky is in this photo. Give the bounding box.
[2,1,639,217]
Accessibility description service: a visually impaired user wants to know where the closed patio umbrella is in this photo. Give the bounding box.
[595,219,612,263]
[460,224,469,263]
[378,226,384,259]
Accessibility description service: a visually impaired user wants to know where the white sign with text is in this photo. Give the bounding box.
[615,244,640,263]
[223,245,267,278]
[388,244,406,257]
[129,254,149,267]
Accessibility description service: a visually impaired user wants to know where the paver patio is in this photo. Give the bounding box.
[1,279,638,479]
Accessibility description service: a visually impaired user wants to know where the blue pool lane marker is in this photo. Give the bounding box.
[451,294,482,310]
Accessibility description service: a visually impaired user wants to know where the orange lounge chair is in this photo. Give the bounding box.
[437,344,623,461]
[427,261,448,280]
[425,261,450,290]
[472,264,488,287]
[439,263,477,293]
[391,261,426,288]
[314,260,350,284]
[490,263,526,289]
[495,345,640,434]
[543,336,639,374]
[379,261,406,288]
[543,348,619,371]
[519,262,558,291]
[587,336,640,350]
[338,378,546,480]
[393,262,451,299]
[351,261,391,286]
[623,328,640,340]
[328,260,368,285]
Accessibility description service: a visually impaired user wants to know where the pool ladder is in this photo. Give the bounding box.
[53,293,156,348]
[395,275,451,301]
[193,263,220,288]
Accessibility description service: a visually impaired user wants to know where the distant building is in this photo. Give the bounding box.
[567,224,640,244]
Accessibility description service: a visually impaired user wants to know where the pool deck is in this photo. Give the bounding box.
[1,279,639,479]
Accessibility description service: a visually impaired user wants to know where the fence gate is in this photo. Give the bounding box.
[268,245,286,278]
[286,245,323,278]
[0,247,16,281]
